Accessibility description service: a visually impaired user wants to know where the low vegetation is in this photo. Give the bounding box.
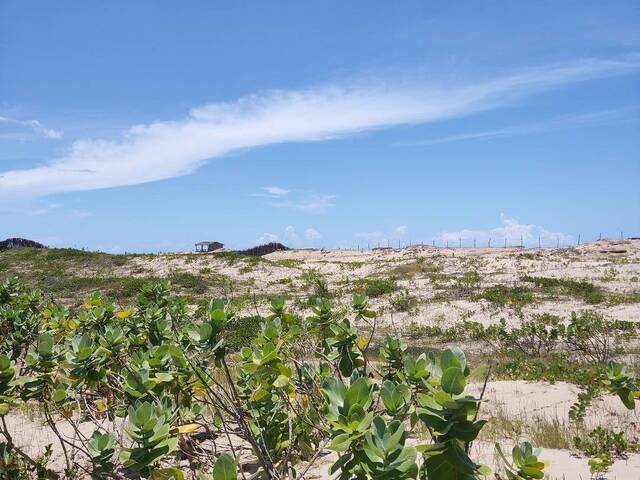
[353,277,398,297]
[0,276,637,479]
[478,285,535,307]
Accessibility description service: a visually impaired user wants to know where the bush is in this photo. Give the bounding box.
[566,310,636,364]
[479,285,534,307]
[224,315,263,351]
[497,314,565,356]
[354,278,398,297]
[574,426,639,458]
[390,290,419,313]
[521,275,606,304]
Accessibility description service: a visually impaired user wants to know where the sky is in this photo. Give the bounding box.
[1,1,639,252]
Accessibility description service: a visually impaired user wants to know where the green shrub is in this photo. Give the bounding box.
[390,290,419,313]
[521,275,606,304]
[479,285,534,307]
[224,315,263,351]
[497,314,565,356]
[566,310,636,364]
[354,278,398,297]
[574,426,639,458]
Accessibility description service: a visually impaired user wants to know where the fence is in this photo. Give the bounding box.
[347,231,636,252]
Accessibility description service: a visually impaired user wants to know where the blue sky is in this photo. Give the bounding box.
[1,1,639,252]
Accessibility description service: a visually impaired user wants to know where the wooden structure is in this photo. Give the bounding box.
[195,241,223,252]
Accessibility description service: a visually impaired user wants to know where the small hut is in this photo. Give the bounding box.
[195,241,223,252]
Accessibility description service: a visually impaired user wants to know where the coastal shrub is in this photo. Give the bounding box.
[479,285,534,307]
[521,275,606,304]
[0,276,635,479]
[354,277,398,297]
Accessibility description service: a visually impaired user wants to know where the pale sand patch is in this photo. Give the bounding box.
[5,380,639,478]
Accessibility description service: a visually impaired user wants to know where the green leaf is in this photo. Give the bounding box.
[151,468,185,480]
[448,420,487,442]
[273,374,290,388]
[37,333,54,356]
[345,377,371,410]
[329,433,352,452]
[212,452,237,480]
[441,367,466,395]
[52,386,67,403]
[440,349,463,371]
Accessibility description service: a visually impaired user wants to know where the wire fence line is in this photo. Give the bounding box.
[345,231,636,252]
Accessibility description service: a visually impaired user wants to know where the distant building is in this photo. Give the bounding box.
[195,241,224,252]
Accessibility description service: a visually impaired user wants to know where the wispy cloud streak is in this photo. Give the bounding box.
[395,106,639,146]
[1,56,638,198]
[0,115,64,139]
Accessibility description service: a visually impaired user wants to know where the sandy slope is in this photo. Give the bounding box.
[5,380,640,478]
[126,239,640,330]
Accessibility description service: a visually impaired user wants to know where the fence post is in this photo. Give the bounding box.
[504,238,507,248]
[488,238,491,248]
[538,236,541,249]
[520,234,523,247]
[459,238,462,248]
[577,234,581,245]
[473,239,476,248]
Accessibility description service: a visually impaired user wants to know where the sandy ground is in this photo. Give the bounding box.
[124,239,640,330]
[5,380,640,478]
[303,441,640,480]
[4,241,639,477]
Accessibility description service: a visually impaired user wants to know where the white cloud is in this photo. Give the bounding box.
[254,232,280,245]
[263,186,289,196]
[284,225,300,243]
[395,106,639,146]
[251,187,335,213]
[439,214,572,246]
[304,228,322,241]
[27,202,61,216]
[0,115,63,139]
[270,194,336,214]
[2,56,638,198]
[257,226,322,247]
[251,186,290,198]
[395,225,409,236]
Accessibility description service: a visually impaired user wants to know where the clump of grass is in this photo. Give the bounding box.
[521,275,605,304]
[389,258,442,277]
[299,269,333,303]
[274,259,304,269]
[390,290,419,313]
[479,403,585,450]
[457,271,482,290]
[478,284,534,307]
[168,271,208,293]
[354,278,398,298]
[211,251,268,266]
